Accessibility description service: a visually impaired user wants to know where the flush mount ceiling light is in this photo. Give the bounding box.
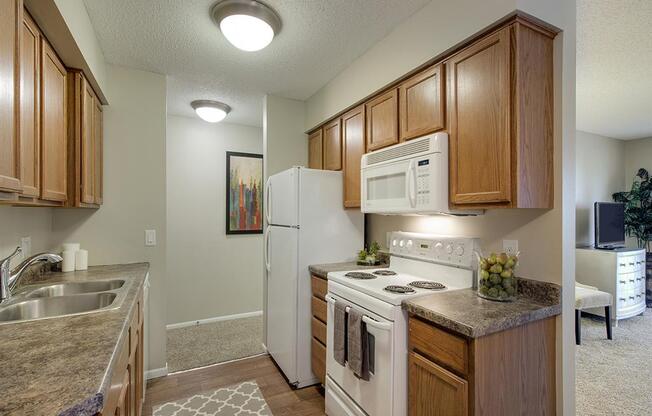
[191,100,231,123]
[211,0,282,52]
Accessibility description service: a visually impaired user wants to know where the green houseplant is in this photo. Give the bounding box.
[613,168,652,306]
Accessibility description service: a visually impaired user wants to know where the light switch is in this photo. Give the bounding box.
[145,230,157,246]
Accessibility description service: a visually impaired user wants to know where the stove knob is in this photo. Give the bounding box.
[455,245,465,256]
[399,240,405,247]
[406,240,413,249]
[445,244,453,255]
[434,242,443,253]
[392,239,398,247]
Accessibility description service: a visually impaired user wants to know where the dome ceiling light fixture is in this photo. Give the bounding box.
[191,100,232,123]
[211,0,282,52]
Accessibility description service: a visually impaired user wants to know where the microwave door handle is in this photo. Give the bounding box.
[407,160,417,208]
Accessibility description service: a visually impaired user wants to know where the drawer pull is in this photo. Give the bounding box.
[629,296,636,300]
[619,263,626,267]
[630,279,636,283]
[619,280,626,284]
[629,262,636,266]
[619,297,627,301]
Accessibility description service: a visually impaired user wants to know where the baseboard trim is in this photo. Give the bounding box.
[146,365,168,380]
[166,310,263,330]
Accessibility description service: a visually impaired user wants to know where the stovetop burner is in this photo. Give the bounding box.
[345,272,377,280]
[383,285,415,294]
[409,281,446,290]
[373,270,397,276]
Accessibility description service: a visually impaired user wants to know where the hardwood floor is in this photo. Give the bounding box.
[143,355,326,415]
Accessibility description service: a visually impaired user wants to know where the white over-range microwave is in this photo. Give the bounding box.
[361,132,479,215]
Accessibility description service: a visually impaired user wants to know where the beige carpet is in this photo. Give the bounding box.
[576,311,652,415]
[153,381,272,416]
[167,315,265,373]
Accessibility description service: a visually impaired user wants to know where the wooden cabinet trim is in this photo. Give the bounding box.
[341,104,365,208]
[365,88,398,151]
[399,64,445,141]
[323,118,342,171]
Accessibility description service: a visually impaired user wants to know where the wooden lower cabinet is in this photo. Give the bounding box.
[102,289,145,416]
[408,316,556,416]
[310,274,328,385]
[409,352,468,416]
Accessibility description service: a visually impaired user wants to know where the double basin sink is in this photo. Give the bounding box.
[0,279,127,323]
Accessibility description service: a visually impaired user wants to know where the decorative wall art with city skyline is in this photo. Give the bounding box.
[226,152,263,234]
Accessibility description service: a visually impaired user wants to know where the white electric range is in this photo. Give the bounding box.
[324,232,478,416]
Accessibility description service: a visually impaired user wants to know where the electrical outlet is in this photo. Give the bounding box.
[20,237,31,260]
[503,239,518,255]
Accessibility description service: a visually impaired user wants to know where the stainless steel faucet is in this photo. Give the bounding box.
[0,247,63,303]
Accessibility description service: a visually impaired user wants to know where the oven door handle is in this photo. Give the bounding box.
[325,294,393,332]
[407,159,417,208]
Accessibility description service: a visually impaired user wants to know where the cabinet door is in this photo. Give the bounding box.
[93,93,103,204]
[409,352,468,416]
[40,40,67,201]
[115,366,131,416]
[323,119,342,171]
[0,0,22,192]
[365,88,398,151]
[20,10,40,196]
[308,129,323,169]
[342,105,365,208]
[447,27,511,206]
[399,64,444,141]
[80,78,95,203]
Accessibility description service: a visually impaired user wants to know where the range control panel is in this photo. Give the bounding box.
[389,231,478,268]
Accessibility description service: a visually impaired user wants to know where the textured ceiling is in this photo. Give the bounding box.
[83,0,430,127]
[577,0,652,139]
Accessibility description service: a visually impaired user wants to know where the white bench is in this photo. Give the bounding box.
[575,282,613,345]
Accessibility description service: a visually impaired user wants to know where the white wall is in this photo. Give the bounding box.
[51,65,168,372]
[166,115,263,325]
[54,0,107,98]
[263,95,308,179]
[0,208,54,265]
[624,136,652,183]
[304,1,576,413]
[575,131,625,247]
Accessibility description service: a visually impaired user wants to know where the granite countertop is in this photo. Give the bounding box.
[0,263,149,416]
[403,278,562,338]
[309,261,388,279]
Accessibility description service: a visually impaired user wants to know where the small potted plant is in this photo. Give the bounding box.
[357,241,382,266]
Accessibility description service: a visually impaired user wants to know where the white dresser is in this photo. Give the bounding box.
[576,247,646,321]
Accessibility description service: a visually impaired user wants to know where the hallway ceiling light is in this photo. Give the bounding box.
[211,0,282,52]
[191,100,231,123]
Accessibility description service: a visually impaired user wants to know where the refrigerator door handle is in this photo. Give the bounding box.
[264,227,271,273]
[265,180,272,224]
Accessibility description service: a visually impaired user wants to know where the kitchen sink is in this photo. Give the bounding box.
[26,280,125,298]
[0,292,117,322]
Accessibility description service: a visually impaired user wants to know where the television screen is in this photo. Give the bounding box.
[595,202,625,249]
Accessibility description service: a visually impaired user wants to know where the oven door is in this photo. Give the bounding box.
[325,293,394,416]
[361,157,416,214]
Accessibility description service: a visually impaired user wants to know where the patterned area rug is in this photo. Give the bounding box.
[153,381,272,416]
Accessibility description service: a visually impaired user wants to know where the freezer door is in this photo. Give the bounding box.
[265,225,299,383]
[266,168,299,226]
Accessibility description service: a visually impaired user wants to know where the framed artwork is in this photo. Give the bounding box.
[226,151,263,234]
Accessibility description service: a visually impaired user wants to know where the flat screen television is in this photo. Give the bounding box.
[594,202,625,249]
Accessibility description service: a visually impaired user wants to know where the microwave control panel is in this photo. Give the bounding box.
[416,159,431,205]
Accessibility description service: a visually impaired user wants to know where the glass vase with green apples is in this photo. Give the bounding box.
[476,251,519,301]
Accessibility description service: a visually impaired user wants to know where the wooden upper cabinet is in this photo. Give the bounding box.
[322,119,342,171]
[365,88,398,151]
[0,0,22,193]
[409,352,468,416]
[446,22,553,209]
[93,95,103,204]
[40,39,67,202]
[399,64,445,141]
[67,71,103,207]
[20,10,40,197]
[308,129,323,169]
[342,105,365,208]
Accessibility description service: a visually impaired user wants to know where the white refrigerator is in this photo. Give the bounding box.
[264,167,363,388]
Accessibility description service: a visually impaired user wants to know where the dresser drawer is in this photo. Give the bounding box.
[409,316,469,376]
[617,254,645,274]
[311,275,328,300]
